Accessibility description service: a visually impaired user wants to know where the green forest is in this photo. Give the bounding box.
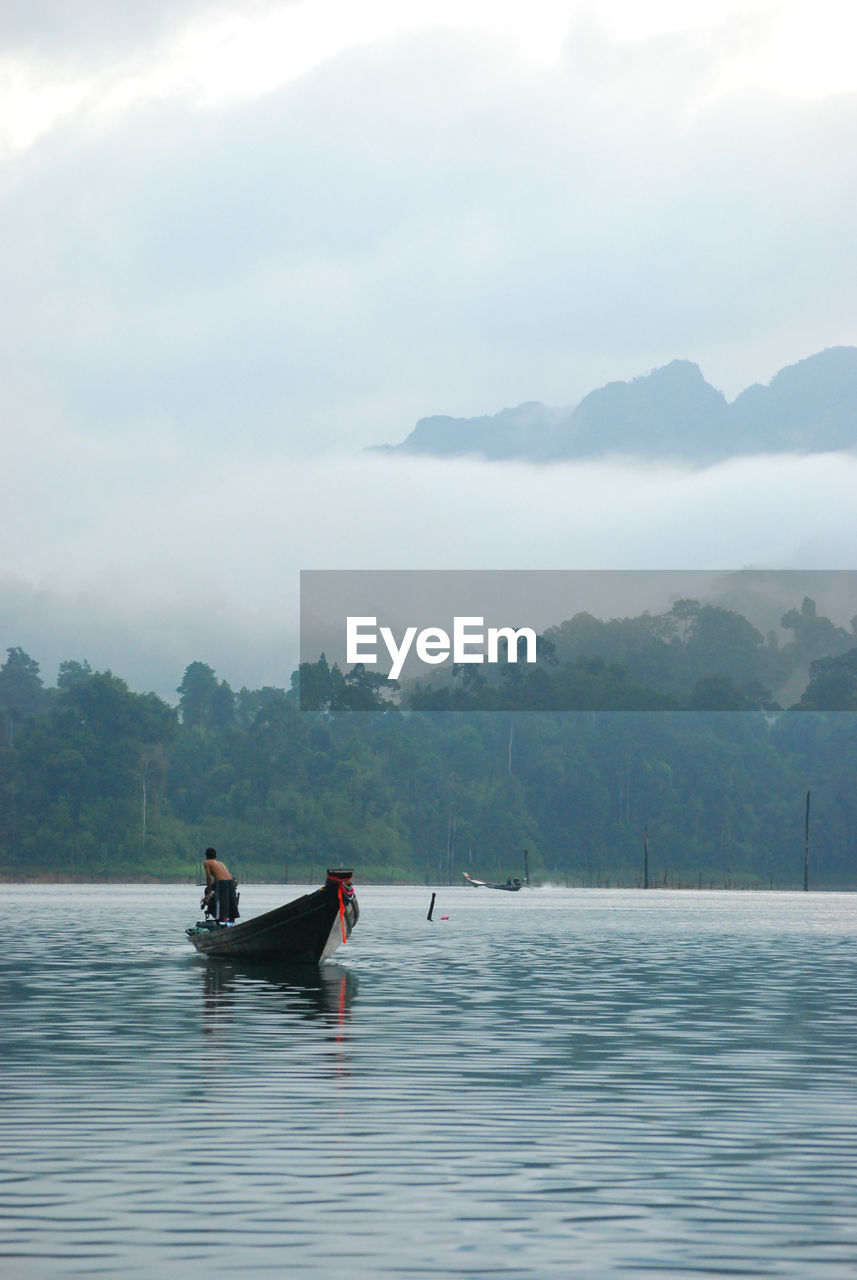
[1,596,856,889]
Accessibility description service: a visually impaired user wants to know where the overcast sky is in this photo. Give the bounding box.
[2,0,856,699]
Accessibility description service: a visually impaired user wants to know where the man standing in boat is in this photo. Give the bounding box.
[202,848,240,924]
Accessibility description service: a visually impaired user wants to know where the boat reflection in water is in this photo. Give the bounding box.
[198,958,359,1043]
[199,957,359,1014]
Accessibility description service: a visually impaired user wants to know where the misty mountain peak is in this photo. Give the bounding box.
[731,347,857,450]
[560,360,728,456]
[388,400,566,461]
[378,347,857,462]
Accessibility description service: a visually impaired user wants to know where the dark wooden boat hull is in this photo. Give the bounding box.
[187,870,358,964]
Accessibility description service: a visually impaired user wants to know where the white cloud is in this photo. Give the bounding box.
[3,0,856,155]
[3,24,855,452]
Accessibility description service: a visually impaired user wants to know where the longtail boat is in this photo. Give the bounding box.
[462,871,524,892]
[187,869,358,964]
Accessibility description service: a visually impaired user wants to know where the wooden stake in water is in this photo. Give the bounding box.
[427,892,436,921]
[804,789,811,892]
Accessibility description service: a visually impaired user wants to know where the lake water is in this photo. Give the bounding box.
[2,883,856,1278]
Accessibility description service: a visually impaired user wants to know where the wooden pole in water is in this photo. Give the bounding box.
[804,789,811,892]
[427,892,436,921]
[643,827,649,889]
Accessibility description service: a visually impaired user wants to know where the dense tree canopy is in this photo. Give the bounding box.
[1,599,856,888]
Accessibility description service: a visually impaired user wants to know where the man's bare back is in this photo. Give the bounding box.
[203,856,232,884]
[202,848,240,923]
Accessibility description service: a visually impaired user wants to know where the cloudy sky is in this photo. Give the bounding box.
[2,0,856,698]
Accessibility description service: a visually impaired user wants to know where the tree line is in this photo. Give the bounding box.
[1,597,856,888]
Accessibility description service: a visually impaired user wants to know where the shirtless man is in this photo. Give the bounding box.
[202,848,240,924]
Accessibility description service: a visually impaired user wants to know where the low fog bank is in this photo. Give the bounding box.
[2,449,856,700]
[0,573,299,706]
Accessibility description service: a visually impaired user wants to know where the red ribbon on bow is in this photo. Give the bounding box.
[337,879,347,944]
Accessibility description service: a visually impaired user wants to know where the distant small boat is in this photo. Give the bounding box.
[187,869,358,964]
[463,871,524,892]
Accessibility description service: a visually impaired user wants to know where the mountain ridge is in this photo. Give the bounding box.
[375,346,857,462]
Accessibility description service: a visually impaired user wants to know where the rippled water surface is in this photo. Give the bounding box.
[2,884,857,1278]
